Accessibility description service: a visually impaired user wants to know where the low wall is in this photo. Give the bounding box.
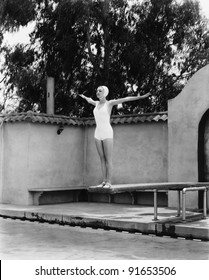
[0,119,84,205]
[0,112,168,205]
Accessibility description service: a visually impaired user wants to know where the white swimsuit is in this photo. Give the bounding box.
[93,101,113,140]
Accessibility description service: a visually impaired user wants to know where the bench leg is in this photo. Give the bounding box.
[108,194,113,203]
[33,192,43,206]
[153,189,158,221]
[130,192,136,205]
[73,190,82,202]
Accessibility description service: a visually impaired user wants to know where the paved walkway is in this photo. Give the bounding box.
[0,202,208,240]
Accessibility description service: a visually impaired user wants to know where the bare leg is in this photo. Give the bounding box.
[95,138,107,182]
[102,138,113,184]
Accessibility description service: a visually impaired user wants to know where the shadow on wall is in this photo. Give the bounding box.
[198,108,209,208]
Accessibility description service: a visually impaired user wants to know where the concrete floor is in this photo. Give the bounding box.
[0,202,208,240]
[0,216,209,260]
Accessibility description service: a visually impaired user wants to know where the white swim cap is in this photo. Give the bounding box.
[102,86,109,97]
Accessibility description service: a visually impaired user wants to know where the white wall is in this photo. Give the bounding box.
[0,122,84,205]
[168,64,209,208]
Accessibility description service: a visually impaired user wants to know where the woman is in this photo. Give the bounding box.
[80,86,150,188]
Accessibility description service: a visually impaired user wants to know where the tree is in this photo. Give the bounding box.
[123,0,209,112]
[1,0,209,116]
[0,0,36,31]
[0,0,36,112]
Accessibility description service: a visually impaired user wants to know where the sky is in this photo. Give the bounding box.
[197,0,209,18]
[2,0,209,46]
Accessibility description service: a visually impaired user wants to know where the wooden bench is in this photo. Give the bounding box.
[28,186,87,205]
[88,182,209,221]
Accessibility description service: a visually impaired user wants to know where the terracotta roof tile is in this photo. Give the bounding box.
[0,111,167,127]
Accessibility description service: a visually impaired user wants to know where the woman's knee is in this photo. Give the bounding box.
[105,157,112,167]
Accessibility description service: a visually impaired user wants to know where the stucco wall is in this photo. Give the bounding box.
[0,118,168,205]
[168,64,209,208]
[0,122,84,205]
[85,122,168,185]
[1,123,30,204]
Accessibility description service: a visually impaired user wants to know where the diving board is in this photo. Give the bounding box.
[88,182,209,221]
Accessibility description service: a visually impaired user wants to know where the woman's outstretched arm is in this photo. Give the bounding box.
[79,94,97,106]
[109,92,150,106]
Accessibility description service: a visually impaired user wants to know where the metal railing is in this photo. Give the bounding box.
[182,186,209,221]
[153,186,209,221]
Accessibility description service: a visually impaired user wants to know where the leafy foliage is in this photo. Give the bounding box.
[1,0,209,116]
[0,0,36,31]
[1,44,46,112]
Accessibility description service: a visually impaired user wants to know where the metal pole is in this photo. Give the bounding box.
[176,190,181,217]
[182,188,186,221]
[153,189,158,221]
[203,188,207,219]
